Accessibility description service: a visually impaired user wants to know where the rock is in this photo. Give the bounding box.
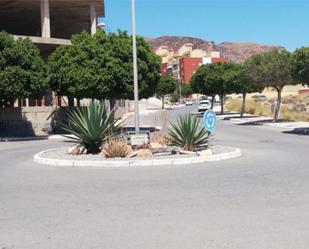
[179,149,197,155]
[128,151,138,158]
[197,149,213,157]
[129,149,153,158]
[68,144,80,155]
[150,142,164,149]
[68,144,88,155]
[79,145,87,154]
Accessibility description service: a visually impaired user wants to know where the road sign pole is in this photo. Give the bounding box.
[131,0,139,132]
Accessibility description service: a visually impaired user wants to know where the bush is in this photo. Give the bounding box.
[61,101,121,154]
[103,137,130,158]
[168,115,209,151]
[151,131,168,145]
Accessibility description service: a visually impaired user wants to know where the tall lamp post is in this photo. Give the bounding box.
[131,0,140,132]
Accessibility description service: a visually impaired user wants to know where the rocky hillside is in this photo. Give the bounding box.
[147,36,285,63]
[147,36,216,53]
[216,42,285,63]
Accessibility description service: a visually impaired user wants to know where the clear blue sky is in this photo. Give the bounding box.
[102,0,309,51]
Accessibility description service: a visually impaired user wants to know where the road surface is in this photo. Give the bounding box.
[1,106,309,249]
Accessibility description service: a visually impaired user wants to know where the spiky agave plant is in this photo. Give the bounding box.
[168,115,209,151]
[62,101,121,154]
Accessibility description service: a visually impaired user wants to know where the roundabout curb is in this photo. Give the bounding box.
[33,146,242,167]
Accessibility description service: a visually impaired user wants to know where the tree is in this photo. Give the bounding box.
[48,30,161,107]
[190,64,218,109]
[232,64,263,117]
[156,76,176,108]
[0,31,48,106]
[191,62,238,114]
[171,82,193,103]
[291,47,309,85]
[243,50,295,121]
[180,83,193,98]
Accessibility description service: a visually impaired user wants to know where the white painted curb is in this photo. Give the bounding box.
[0,136,48,142]
[33,147,242,167]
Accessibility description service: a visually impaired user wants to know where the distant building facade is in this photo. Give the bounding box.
[155,43,226,84]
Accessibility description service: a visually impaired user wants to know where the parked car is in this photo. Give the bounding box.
[198,100,211,112]
[199,95,208,101]
[185,101,193,106]
[252,94,267,101]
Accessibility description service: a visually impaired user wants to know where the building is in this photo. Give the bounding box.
[157,43,226,84]
[179,57,203,84]
[0,0,105,57]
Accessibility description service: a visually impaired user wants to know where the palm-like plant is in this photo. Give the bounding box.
[62,101,121,154]
[168,115,209,151]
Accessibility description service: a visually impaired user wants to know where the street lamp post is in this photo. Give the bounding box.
[179,79,183,104]
[131,0,140,132]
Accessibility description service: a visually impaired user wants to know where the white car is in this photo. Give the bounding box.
[198,100,211,112]
[185,101,193,106]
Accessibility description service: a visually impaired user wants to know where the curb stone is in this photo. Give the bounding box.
[0,136,48,142]
[33,146,242,167]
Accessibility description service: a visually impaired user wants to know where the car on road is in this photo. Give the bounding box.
[198,100,211,112]
[185,101,193,106]
[252,94,267,101]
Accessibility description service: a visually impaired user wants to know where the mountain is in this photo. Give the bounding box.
[216,42,285,63]
[147,36,216,53]
[147,36,285,63]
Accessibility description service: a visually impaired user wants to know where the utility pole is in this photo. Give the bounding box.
[179,79,183,104]
[131,0,140,132]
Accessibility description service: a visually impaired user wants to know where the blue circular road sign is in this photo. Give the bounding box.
[203,109,216,132]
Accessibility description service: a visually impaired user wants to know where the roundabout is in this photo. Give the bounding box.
[33,145,242,167]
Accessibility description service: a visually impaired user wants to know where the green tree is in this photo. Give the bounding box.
[156,76,176,109]
[243,50,294,121]
[291,47,309,85]
[191,62,238,114]
[191,64,218,109]
[232,64,263,117]
[0,31,48,106]
[171,82,193,103]
[48,30,161,106]
[180,83,193,98]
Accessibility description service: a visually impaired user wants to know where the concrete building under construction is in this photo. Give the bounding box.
[0,0,105,56]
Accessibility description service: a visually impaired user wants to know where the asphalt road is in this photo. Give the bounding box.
[1,106,309,249]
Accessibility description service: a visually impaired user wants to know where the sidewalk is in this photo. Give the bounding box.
[222,112,309,134]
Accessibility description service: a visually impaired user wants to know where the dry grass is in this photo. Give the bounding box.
[225,98,309,122]
[151,131,168,145]
[225,99,272,116]
[103,137,130,158]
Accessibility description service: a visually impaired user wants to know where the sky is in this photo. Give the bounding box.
[101,0,309,51]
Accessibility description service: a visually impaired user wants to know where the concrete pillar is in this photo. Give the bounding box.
[41,0,51,38]
[90,0,97,35]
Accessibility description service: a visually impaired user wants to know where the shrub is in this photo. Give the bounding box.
[61,101,121,154]
[168,115,209,151]
[103,137,130,158]
[151,131,168,145]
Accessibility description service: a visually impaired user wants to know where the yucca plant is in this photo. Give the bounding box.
[62,101,121,154]
[168,115,209,151]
